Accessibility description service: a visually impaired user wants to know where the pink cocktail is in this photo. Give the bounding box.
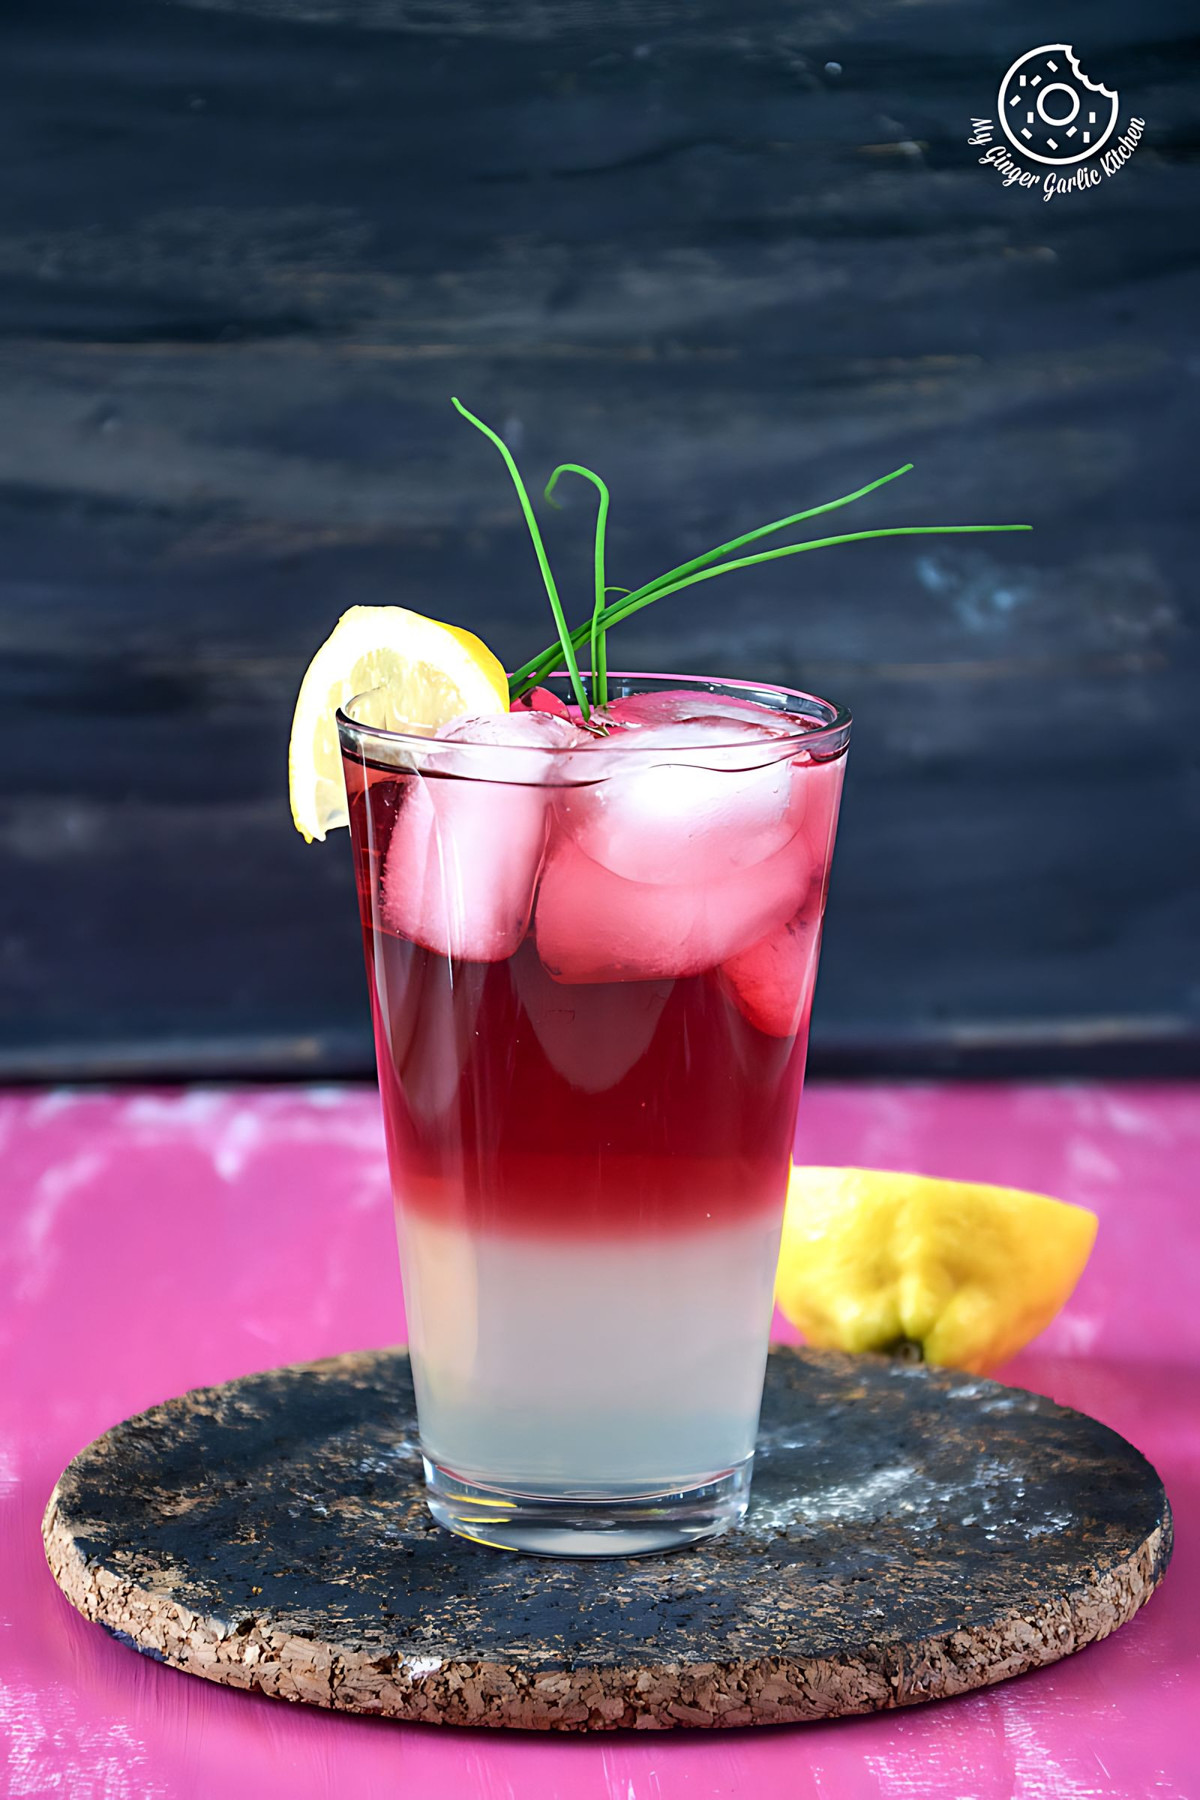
[340,673,848,1554]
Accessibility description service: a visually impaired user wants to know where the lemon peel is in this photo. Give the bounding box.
[776,1166,1098,1373]
[288,604,509,842]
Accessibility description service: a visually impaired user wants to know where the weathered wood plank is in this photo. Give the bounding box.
[1,0,1197,1075]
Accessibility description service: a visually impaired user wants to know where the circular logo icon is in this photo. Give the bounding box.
[998,45,1119,166]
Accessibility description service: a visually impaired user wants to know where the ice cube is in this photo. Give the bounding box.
[719,904,822,1038]
[511,940,673,1092]
[535,825,814,984]
[557,721,802,886]
[440,711,590,751]
[510,686,572,720]
[720,754,844,1034]
[381,774,546,961]
[381,712,589,962]
[599,690,796,734]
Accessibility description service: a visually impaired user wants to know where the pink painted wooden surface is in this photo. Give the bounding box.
[2,1082,1197,1799]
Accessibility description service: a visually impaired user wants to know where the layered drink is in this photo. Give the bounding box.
[339,673,848,1553]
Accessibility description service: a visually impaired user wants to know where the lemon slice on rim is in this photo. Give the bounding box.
[288,604,509,842]
[776,1166,1098,1373]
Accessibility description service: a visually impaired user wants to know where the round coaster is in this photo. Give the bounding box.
[43,1347,1171,1731]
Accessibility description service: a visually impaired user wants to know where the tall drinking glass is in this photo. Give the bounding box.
[339,673,849,1554]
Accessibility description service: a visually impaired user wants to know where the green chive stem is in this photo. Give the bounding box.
[450,398,589,718]
[506,465,916,694]
[597,524,1033,633]
[544,462,612,708]
[510,523,1032,698]
[450,400,1030,716]
[621,463,915,609]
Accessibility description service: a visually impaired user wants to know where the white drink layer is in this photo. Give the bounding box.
[397,1209,784,1492]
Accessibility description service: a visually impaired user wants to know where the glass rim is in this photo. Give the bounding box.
[337,670,851,763]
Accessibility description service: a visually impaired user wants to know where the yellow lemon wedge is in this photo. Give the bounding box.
[288,604,509,842]
[776,1166,1098,1373]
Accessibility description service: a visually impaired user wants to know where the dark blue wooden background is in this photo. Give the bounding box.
[2,0,1197,1078]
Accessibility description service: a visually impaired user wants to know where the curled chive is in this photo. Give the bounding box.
[450,398,589,718]
[544,462,611,709]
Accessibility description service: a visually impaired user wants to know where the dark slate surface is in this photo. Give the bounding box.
[45,1347,1172,1691]
[2,0,1198,1077]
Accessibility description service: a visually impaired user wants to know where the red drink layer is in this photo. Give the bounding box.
[342,695,844,1245]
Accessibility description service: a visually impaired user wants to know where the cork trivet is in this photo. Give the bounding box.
[42,1347,1171,1731]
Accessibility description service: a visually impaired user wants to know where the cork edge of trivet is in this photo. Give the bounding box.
[42,1487,1172,1733]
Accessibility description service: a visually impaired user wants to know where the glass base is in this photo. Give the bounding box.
[423,1455,753,1557]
